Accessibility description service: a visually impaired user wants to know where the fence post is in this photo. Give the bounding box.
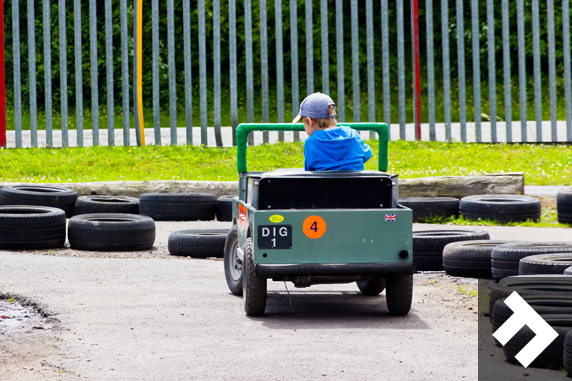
[456,0,466,142]
[214,0,222,146]
[276,0,285,141]
[502,0,512,142]
[74,0,83,147]
[381,0,390,128]
[335,0,344,123]
[0,0,5,148]
[321,0,329,95]
[306,0,313,95]
[260,0,269,143]
[120,0,130,146]
[564,0,572,141]
[198,0,207,145]
[517,0,527,142]
[487,0,496,142]
[547,0,557,141]
[426,0,435,141]
[183,0,193,146]
[153,0,161,145]
[532,0,542,141]
[168,0,177,145]
[291,0,300,139]
[90,0,99,146]
[472,0,481,142]
[27,0,37,148]
[105,0,114,146]
[366,0,375,138]
[397,0,406,139]
[413,0,421,141]
[245,0,254,144]
[441,0,451,142]
[351,0,360,123]
[12,0,21,148]
[230,0,238,145]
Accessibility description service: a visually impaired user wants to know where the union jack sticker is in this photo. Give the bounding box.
[385,214,396,221]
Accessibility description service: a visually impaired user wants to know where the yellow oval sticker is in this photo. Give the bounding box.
[269,215,284,223]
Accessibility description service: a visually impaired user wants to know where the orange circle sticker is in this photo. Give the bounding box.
[303,216,326,239]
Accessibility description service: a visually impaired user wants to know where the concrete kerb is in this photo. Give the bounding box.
[0,173,524,199]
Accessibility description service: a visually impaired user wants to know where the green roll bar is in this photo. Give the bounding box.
[236,123,389,173]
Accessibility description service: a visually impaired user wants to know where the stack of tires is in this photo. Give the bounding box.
[558,187,572,224]
[488,275,572,370]
[75,195,140,215]
[442,240,512,278]
[459,194,541,223]
[491,242,572,279]
[1,184,78,217]
[566,331,572,377]
[399,197,459,222]
[412,229,489,271]
[139,193,216,221]
[168,229,229,258]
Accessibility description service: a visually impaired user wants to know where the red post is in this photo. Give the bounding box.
[413,0,422,140]
[0,0,6,148]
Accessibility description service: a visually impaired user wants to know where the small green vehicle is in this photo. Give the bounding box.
[223,123,413,316]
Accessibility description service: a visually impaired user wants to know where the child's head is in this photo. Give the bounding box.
[292,93,337,136]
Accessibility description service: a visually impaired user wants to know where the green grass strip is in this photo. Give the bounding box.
[0,140,570,185]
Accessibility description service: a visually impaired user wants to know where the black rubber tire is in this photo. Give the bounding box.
[566,266,572,276]
[139,193,216,221]
[491,242,572,280]
[443,240,513,278]
[492,295,572,334]
[0,206,66,250]
[385,274,413,315]
[565,332,572,377]
[557,187,572,224]
[224,227,243,296]
[216,195,236,222]
[459,194,541,223]
[502,315,572,368]
[1,185,78,218]
[413,252,444,271]
[68,213,155,251]
[398,197,459,222]
[519,253,572,275]
[488,275,572,322]
[168,229,229,258]
[243,237,267,316]
[75,195,139,215]
[356,279,386,296]
[413,230,490,271]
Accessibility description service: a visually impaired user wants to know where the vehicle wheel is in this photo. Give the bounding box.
[413,229,490,271]
[243,237,266,316]
[459,194,541,223]
[557,187,572,224]
[519,253,572,275]
[492,295,572,335]
[385,274,413,316]
[139,193,216,221]
[491,241,572,280]
[443,240,513,278]
[502,315,572,368]
[0,206,66,250]
[399,197,459,222]
[488,275,572,323]
[566,266,572,276]
[216,195,237,222]
[75,195,140,215]
[356,279,385,296]
[224,227,243,296]
[168,229,229,258]
[1,185,78,218]
[68,213,155,251]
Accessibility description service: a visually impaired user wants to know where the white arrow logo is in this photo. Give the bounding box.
[493,292,559,368]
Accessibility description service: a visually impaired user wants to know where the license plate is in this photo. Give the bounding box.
[257,225,292,250]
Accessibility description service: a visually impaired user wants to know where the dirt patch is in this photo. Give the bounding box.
[0,296,68,381]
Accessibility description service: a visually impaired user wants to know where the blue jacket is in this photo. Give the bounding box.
[304,126,373,171]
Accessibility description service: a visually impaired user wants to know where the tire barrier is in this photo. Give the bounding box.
[557,187,572,224]
[519,253,572,275]
[412,230,490,271]
[75,195,139,215]
[139,193,216,221]
[491,242,572,280]
[565,331,572,377]
[459,194,541,223]
[68,214,155,251]
[1,184,78,218]
[168,229,230,258]
[0,206,66,250]
[216,195,237,222]
[399,197,459,222]
[566,266,572,276]
[443,240,512,278]
[502,315,572,368]
[488,275,572,322]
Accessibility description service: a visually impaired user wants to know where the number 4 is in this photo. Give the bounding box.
[310,221,318,232]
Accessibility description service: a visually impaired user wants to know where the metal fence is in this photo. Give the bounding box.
[4,0,572,148]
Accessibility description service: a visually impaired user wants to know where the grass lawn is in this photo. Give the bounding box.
[0,139,570,185]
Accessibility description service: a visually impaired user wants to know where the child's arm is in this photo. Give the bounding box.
[355,132,373,163]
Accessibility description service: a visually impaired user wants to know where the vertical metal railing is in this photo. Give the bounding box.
[4,1,572,148]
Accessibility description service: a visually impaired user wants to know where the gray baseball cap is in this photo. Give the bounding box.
[292,92,336,123]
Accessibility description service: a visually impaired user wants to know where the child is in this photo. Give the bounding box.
[292,92,372,171]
